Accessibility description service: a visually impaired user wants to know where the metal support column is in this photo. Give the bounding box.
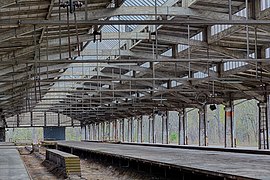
[162,112,169,144]
[178,109,186,145]
[0,127,5,142]
[198,107,207,146]
[0,109,5,142]
[166,111,169,144]
[137,117,140,143]
[81,124,86,141]
[127,118,130,142]
[85,125,88,140]
[0,112,5,142]
[30,111,33,127]
[228,0,232,20]
[94,123,97,141]
[97,123,100,141]
[131,117,134,142]
[89,124,92,140]
[224,102,234,148]
[93,123,96,141]
[102,122,105,141]
[121,119,125,142]
[58,113,60,127]
[148,116,151,143]
[152,114,156,143]
[113,120,117,141]
[89,124,92,141]
[108,121,111,141]
[140,116,143,143]
[162,114,164,144]
[43,112,46,127]
[258,102,269,149]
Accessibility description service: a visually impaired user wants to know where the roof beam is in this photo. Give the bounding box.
[182,0,199,8]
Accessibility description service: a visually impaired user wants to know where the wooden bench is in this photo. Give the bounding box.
[46,149,81,177]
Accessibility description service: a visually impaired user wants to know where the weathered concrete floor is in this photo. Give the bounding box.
[0,143,30,180]
[58,141,270,179]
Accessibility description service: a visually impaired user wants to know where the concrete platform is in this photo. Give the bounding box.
[0,142,17,149]
[0,142,14,146]
[0,143,30,180]
[58,141,270,179]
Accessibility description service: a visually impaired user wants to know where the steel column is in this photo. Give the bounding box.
[127,118,130,142]
[108,122,111,141]
[85,125,88,140]
[94,123,97,140]
[92,124,95,140]
[161,112,169,144]
[130,117,134,142]
[30,111,33,127]
[0,128,5,142]
[166,111,169,144]
[152,115,156,143]
[44,112,46,127]
[89,124,92,141]
[148,116,151,143]
[57,113,60,127]
[80,124,86,141]
[228,0,232,20]
[121,119,125,142]
[258,102,269,149]
[137,117,140,143]
[17,114,20,128]
[162,114,164,144]
[93,123,96,141]
[97,123,100,141]
[113,120,117,141]
[102,122,105,141]
[224,103,234,148]
[198,107,207,146]
[0,113,5,142]
[140,116,143,143]
[178,109,186,145]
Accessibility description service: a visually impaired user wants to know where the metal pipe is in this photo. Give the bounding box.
[246,0,250,60]
[74,11,81,56]
[66,5,72,59]
[254,27,258,78]
[228,0,232,20]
